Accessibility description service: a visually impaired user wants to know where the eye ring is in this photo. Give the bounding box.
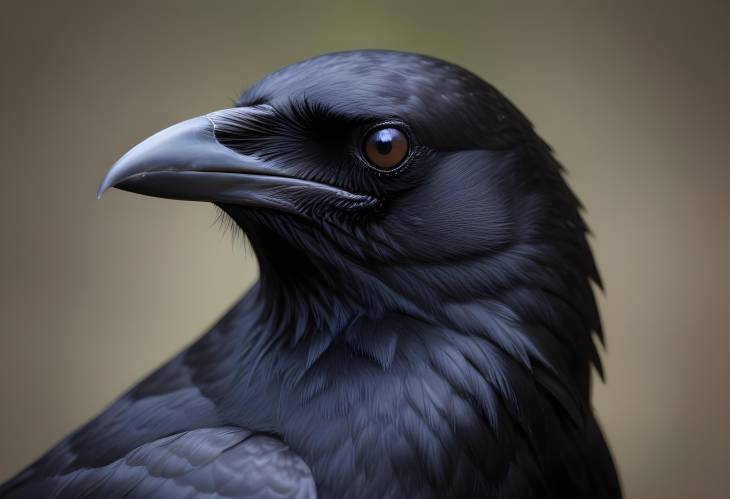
[361,123,411,172]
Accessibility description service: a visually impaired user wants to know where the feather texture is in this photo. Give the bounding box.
[2,50,620,499]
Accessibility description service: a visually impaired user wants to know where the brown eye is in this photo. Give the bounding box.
[363,127,409,170]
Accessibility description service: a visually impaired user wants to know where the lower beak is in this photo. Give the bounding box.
[98,109,376,217]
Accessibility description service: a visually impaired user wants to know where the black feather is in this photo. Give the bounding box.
[1,50,620,499]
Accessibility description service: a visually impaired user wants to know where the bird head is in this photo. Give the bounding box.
[100,50,600,347]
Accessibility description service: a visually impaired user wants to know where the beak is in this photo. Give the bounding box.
[98,108,376,216]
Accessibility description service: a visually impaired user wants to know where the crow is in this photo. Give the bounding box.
[0,50,621,499]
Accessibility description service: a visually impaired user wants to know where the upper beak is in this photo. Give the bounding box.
[98,108,376,216]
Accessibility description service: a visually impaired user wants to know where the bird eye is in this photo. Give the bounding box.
[363,127,409,170]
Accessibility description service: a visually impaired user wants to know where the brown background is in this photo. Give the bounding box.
[1,1,728,498]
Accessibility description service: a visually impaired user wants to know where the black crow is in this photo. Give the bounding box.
[0,50,621,499]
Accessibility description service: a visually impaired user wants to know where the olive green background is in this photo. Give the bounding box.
[1,1,728,497]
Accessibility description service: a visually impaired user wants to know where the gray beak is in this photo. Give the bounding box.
[98,109,376,216]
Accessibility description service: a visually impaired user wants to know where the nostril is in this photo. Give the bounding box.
[208,105,279,157]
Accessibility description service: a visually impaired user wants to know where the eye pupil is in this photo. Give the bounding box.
[374,130,394,155]
[363,126,409,170]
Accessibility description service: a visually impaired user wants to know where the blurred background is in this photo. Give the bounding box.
[1,1,728,497]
